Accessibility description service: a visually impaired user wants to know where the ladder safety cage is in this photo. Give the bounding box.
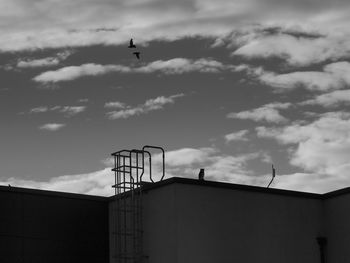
[110,146,165,263]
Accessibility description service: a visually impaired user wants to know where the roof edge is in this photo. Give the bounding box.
[323,187,350,199]
[133,177,322,199]
[3,177,350,201]
[0,185,109,202]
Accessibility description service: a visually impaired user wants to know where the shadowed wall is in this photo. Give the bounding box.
[0,186,109,263]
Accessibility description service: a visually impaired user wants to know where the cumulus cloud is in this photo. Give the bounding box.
[60,106,86,116]
[28,105,86,117]
[39,123,66,131]
[224,130,249,142]
[0,147,273,196]
[106,93,184,119]
[1,0,350,54]
[301,89,350,107]
[272,172,350,193]
[33,63,131,83]
[33,58,229,83]
[0,168,112,196]
[227,102,291,123]
[232,32,350,66]
[236,61,350,91]
[149,147,270,184]
[17,50,73,68]
[29,106,49,113]
[256,111,350,179]
[136,58,228,74]
[104,101,126,109]
[1,144,346,195]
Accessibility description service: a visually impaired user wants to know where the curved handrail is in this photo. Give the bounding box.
[142,145,165,181]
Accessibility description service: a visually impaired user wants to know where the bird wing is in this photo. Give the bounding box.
[130,39,133,46]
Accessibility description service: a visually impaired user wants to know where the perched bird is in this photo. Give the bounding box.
[128,38,136,48]
[8,184,11,187]
[133,52,140,59]
[198,168,205,181]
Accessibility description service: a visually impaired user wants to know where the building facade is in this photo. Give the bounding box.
[1,177,350,262]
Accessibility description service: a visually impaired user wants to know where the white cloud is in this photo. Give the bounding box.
[227,102,291,123]
[236,61,350,91]
[0,168,113,196]
[28,105,86,117]
[233,32,350,66]
[18,57,60,68]
[33,63,131,83]
[224,130,249,142]
[272,172,350,193]
[256,111,350,178]
[136,58,228,74]
[5,141,349,194]
[1,0,350,54]
[301,89,350,107]
[0,147,271,196]
[17,50,73,68]
[33,58,229,83]
[29,106,49,113]
[39,123,66,131]
[104,101,126,109]
[106,93,184,119]
[153,147,271,184]
[59,106,86,116]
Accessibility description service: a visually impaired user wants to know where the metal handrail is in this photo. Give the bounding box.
[142,145,165,181]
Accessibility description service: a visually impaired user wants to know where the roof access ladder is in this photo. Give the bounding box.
[110,146,165,263]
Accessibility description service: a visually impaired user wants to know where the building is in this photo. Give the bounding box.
[1,176,350,263]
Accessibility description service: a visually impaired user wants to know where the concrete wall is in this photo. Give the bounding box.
[174,183,324,263]
[324,192,350,263]
[0,187,109,263]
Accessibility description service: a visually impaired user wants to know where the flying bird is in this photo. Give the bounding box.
[133,52,140,59]
[128,38,136,48]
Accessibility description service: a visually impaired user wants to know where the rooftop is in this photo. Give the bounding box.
[1,177,349,200]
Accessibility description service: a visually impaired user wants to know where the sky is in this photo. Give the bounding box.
[1,0,350,196]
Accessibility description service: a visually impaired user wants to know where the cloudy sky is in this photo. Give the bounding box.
[1,0,350,195]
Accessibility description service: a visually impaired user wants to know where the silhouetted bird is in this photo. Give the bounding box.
[198,168,205,180]
[133,52,140,59]
[128,38,136,48]
[8,184,11,187]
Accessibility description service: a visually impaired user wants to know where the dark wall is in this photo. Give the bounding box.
[109,179,325,263]
[175,183,324,263]
[109,184,178,263]
[0,187,109,263]
[325,193,350,263]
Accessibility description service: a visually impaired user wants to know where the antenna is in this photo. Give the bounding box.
[267,164,276,188]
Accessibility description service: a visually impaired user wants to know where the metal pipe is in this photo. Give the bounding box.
[142,145,165,181]
[317,237,327,263]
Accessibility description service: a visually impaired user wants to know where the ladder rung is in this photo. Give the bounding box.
[111,168,131,173]
[112,165,144,170]
[112,185,142,188]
